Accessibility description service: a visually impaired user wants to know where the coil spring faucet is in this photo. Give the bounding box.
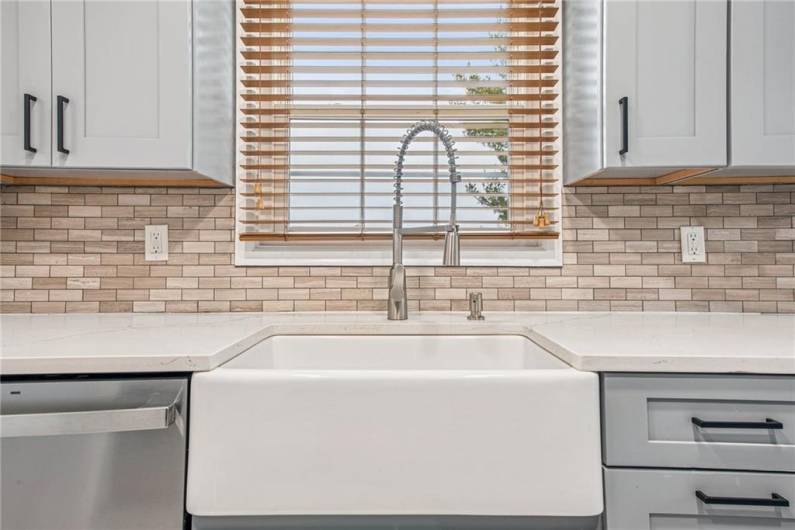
[388,120,461,320]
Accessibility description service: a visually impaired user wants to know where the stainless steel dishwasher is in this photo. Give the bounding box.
[1,376,188,530]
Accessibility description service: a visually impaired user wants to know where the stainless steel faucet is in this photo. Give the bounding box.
[388,120,461,320]
[467,292,485,321]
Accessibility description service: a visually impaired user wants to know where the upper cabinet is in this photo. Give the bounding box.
[727,0,795,172]
[1,0,235,186]
[50,0,191,169]
[564,0,795,186]
[603,0,727,170]
[563,0,728,185]
[1,0,52,168]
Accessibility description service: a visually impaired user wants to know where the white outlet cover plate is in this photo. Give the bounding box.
[680,226,706,263]
[145,225,169,261]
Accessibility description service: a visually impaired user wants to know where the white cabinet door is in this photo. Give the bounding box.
[50,0,192,169]
[731,0,795,167]
[604,0,727,169]
[0,0,52,167]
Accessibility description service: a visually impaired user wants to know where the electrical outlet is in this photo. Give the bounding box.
[680,226,706,263]
[145,225,168,261]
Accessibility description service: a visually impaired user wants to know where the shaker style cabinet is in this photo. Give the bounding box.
[1,0,234,186]
[49,0,191,169]
[0,0,52,168]
[563,0,728,185]
[602,374,795,530]
[726,0,795,173]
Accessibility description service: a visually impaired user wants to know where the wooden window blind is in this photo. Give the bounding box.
[237,0,561,242]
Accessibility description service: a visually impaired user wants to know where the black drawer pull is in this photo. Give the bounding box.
[24,93,37,153]
[56,95,70,154]
[696,490,789,507]
[692,417,783,430]
[618,96,629,155]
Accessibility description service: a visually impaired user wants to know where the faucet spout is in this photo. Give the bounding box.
[388,120,461,320]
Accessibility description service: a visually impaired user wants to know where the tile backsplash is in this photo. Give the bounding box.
[1,184,793,314]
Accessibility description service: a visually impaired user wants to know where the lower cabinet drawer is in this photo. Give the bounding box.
[602,373,795,472]
[604,467,795,530]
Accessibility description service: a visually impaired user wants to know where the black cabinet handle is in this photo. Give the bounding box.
[24,93,37,153]
[692,417,783,430]
[696,490,789,507]
[56,95,70,154]
[618,96,629,155]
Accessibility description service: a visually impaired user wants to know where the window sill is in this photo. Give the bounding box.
[235,238,562,267]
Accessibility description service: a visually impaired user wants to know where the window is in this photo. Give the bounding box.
[236,0,561,265]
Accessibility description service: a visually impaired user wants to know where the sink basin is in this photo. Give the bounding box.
[188,335,602,518]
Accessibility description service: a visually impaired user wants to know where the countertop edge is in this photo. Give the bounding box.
[2,313,793,376]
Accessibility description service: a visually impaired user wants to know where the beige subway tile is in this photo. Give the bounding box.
[1,277,32,290]
[182,289,214,301]
[117,289,150,301]
[229,300,262,313]
[326,300,357,311]
[341,288,372,300]
[326,277,357,288]
[643,301,676,311]
[278,267,310,277]
[15,289,49,302]
[450,276,482,288]
[168,277,200,289]
[759,289,794,301]
[513,300,546,311]
[743,301,777,313]
[513,276,546,288]
[198,301,230,312]
[545,276,578,288]
[610,301,643,311]
[482,276,513,288]
[574,300,609,311]
[496,288,529,300]
[310,267,341,277]
[163,301,197,313]
[357,300,387,311]
[198,277,230,289]
[149,289,182,301]
[83,289,117,302]
[675,276,708,289]
[420,299,451,311]
[593,264,625,276]
[99,301,133,313]
[294,300,325,311]
[434,267,466,277]
[529,288,561,300]
[658,288,691,301]
[64,301,99,313]
[578,277,610,288]
[465,267,499,277]
[561,288,593,300]
[133,277,165,289]
[726,289,760,301]
[743,277,777,289]
[419,276,451,288]
[577,229,610,241]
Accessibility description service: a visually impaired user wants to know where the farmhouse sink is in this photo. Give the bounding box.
[188,335,602,519]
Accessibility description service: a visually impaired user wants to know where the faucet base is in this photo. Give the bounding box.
[387,263,408,320]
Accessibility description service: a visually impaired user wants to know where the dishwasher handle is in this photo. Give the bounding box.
[1,403,177,438]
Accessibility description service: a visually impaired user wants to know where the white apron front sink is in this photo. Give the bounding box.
[187,335,602,518]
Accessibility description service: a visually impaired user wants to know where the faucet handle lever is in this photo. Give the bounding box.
[467,292,485,321]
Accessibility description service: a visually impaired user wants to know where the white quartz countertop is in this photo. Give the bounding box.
[1,312,793,375]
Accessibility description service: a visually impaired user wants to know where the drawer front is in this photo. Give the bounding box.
[603,374,795,471]
[605,467,795,530]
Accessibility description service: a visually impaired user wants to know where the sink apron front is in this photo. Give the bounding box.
[187,363,602,518]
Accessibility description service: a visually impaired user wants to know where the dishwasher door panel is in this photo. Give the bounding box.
[1,377,188,530]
